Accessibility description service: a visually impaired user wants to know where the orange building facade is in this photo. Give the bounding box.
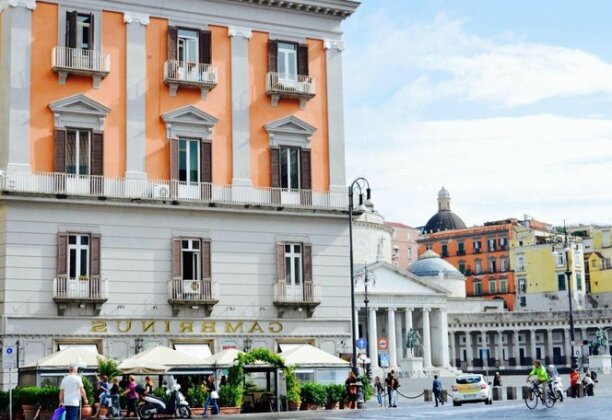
[418,221,517,311]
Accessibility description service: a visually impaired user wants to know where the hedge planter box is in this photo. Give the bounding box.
[220,407,240,415]
[287,401,300,411]
[21,405,36,420]
[326,402,340,410]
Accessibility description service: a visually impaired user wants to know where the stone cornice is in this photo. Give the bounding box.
[228,26,253,39]
[1,0,36,11]
[225,0,359,19]
[123,11,150,25]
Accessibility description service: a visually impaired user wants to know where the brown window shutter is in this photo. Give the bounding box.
[201,239,211,279]
[199,30,212,64]
[54,128,67,173]
[87,13,95,50]
[268,40,278,73]
[170,138,179,181]
[90,234,101,276]
[270,147,280,188]
[303,243,312,283]
[66,11,78,48]
[167,26,178,60]
[172,238,182,280]
[57,233,69,276]
[200,141,212,183]
[276,243,285,281]
[299,148,311,190]
[297,44,309,76]
[91,131,104,176]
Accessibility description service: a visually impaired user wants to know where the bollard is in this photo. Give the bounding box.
[441,390,448,403]
[521,386,531,400]
[506,386,517,400]
[424,389,433,402]
[492,387,503,401]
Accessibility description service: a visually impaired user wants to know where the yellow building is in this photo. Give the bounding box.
[583,228,612,306]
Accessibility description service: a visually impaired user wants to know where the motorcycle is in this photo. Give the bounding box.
[138,377,191,419]
[549,375,564,402]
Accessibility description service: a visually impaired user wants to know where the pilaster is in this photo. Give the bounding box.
[422,307,432,368]
[387,307,397,368]
[324,39,346,194]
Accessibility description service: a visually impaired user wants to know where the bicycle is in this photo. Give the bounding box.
[524,380,556,409]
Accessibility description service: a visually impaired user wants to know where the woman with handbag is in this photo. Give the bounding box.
[345,371,359,409]
[202,376,220,417]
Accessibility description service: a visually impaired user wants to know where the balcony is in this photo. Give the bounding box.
[52,46,110,88]
[163,60,218,99]
[457,250,466,256]
[168,279,219,316]
[0,171,347,212]
[273,281,321,317]
[266,72,315,109]
[53,275,107,316]
[473,249,482,254]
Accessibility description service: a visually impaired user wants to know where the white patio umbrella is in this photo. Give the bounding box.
[118,358,167,375]
[278,344,350,368]
[23,347,106,368]
[130,346,204,366]
[202,348,243,367]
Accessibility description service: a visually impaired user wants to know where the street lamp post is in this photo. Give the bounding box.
[355,263,375,377]
[348,178,371,372]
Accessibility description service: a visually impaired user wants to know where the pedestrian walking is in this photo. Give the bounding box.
[202,375,220,417]
[121,376,139,418]
[493,372,502,387]
[93,375,110,418]
[385,372,397,408]
[374,376,384,407]
[58,364,89,420]
[345,371,359,409]
[569,368,580,398]
[432,375,444,407]
[144,376,154,395]
[109,377,121,418]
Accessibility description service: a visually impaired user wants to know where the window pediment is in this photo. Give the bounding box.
[161,105,219,140]
[49,94,110,130]
[265,115,317,148]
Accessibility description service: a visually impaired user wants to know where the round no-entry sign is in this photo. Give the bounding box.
[377,337,389,351]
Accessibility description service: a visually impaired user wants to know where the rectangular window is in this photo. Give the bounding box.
[66,129,90,175]
[557,273,566,291]
[473,281,482,296]
[517,256,525,271]
[441,244,448,257]
[77,13,92,50]
[475,260,482,274]
[458,262,465,274]
[177,29,199,63]
[278,42,297,82]
[68,234,89,278]
[489,259,497,272]
[518,277,526,294]
[178,139,200,183]
[458,242,465,255]
[181,239,201,280]
[499,237,508,249]
[284,243,303,287]
[500,258,508,272]
[473,240,481,252]
[488,238,496,252]
[280,147,300,189]
[489,280,496,294]
[520,296,526,307]
[577,273,583,291]
[500,279,507,293]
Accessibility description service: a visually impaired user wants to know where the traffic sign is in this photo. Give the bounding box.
[377,337,389,351]
[356,338,367,349]
[574,347,582,358]
[3,346,16,369]
[379,352,389,368]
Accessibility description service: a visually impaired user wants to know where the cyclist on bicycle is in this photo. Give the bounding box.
[526,360,549,396]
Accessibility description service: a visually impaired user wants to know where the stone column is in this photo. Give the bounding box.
[323,39,346,194]
[497,331,505,369]
[229,26,253,187]
[123,12,149,179]
[481,331,487,364]
[449,331,456,367]
[405,308,413,357]
[546,329,554,364]
[439,309,450,368]
[530,329,537,362]
[513,330,520,367]
[465,331,473,369]
[388,307,397,368]
[368,307,378,367]
[395,309,403,361]
[422,308,432,368]
[1,0,37,173]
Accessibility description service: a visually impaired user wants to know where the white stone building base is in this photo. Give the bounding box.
[589,354,612,375]
[399,357,425,378]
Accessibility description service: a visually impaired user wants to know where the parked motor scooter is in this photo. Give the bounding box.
[549,375,564,402]
[138,377,191,419]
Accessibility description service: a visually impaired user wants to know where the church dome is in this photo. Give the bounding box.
[407,250,464,280]
[423,187,466,233]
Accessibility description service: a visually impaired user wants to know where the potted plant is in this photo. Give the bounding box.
[81,376,94,417]
[299,382,327,410]
[325,384,344,410]
[97,358,121,380]
[284,367,301,411]
[359,374,372,402]
[187,385,208,416]
[18,387,41,420]
[218,385,242,414]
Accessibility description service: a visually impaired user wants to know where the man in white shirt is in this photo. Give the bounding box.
[59,364,88,420]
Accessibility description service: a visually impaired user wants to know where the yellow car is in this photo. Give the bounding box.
[450,374,493,406]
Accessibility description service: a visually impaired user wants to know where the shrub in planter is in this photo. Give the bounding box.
[359,375,372,401]
[325,384,345,409]
[284,367,301,410]
[97,358,121,380]
[299,382,327,410]
[218,385,243,408]
[187,385,208,408]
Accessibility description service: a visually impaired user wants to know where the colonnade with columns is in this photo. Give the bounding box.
[355,305,450,370]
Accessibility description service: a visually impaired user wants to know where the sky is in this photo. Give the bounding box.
[342,0,612,228]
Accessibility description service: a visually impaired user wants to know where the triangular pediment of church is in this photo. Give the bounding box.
[161,105,219,126]
[48,94,110,116]
[264,115,317,135]
[355,261,449,296]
